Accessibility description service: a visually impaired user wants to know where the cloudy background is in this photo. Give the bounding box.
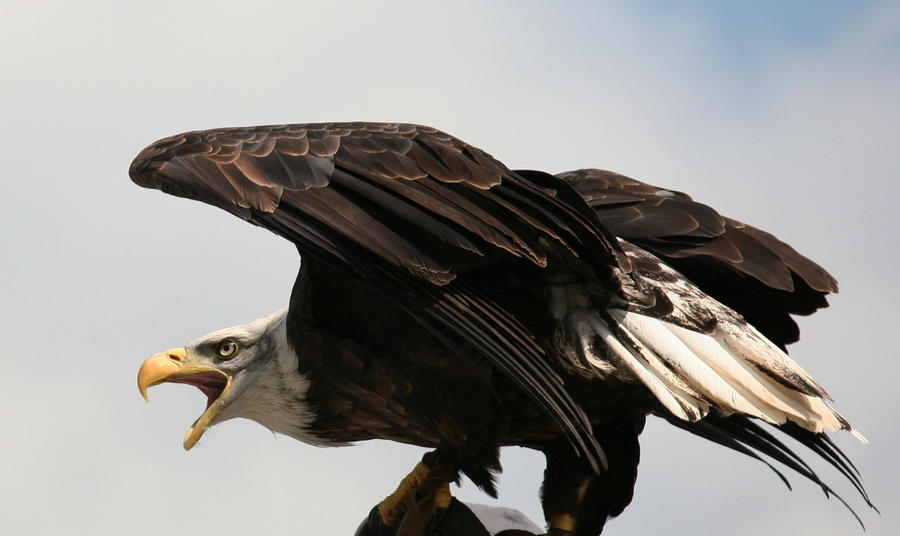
[1,1,897,534]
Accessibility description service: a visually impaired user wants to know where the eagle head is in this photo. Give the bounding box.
[137,308,319,449]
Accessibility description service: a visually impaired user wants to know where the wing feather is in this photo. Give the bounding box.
[557,168,838,348]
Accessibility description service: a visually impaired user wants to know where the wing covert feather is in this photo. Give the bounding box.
[131,123,625,284]
[557,168,838,349]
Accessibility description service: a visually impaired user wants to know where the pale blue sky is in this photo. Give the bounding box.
[0,1,897,535]
[659,1,867,49]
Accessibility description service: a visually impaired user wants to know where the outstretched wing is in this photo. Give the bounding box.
[130,123,625,472]
[132,124,627,284]
[556,168,838,349]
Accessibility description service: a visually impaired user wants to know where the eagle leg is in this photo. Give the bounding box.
[541,418,645,536]
[378,451,455,532]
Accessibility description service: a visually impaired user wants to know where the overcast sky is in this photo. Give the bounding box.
[1,1,897,535]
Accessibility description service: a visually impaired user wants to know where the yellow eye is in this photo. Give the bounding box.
[216,340,238,358]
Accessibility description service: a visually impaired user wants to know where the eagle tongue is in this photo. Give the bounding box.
[166,372,227,409]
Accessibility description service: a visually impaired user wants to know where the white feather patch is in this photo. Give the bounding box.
[584,308,862,440]
[610,310,769,421]
[588,316,705,422]
[665,321,812,424]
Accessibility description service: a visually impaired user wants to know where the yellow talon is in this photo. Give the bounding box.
[379,461,430,526]
[378,458,456,536]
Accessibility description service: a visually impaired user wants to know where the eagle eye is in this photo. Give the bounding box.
[216,339,239,359]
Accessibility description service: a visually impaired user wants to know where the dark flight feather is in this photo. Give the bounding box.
[661,411,875,526]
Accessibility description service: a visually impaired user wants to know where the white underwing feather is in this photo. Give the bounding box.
[608,317,706,399]
[610,310,767,421]
[665,321,808,421]
[588,316,706,422]
[716,322,828,399]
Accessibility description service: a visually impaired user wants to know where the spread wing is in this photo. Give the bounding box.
[132,123,627,284]
[557,168,838,349]
[130,122,626,471]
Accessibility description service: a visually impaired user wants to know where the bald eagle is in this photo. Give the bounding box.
[133,123,871,535]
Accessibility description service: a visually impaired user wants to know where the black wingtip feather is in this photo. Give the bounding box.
[660,412,875,528]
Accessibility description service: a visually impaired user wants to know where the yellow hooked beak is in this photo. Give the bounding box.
[137,348,232,450]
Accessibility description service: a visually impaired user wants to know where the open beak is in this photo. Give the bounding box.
[137,348,232,450]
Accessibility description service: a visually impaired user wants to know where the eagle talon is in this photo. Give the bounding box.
[396,481,453,536]
[379,461,431,526]
[379,457,455,535]
[420,482,453,530]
